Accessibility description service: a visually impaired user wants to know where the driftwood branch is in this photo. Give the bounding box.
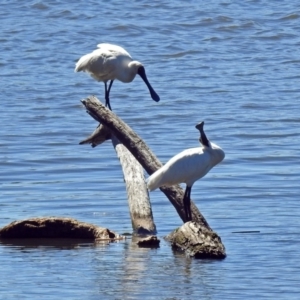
[80,100,156,235]
[79,124,111,147]
[111,135,156,235]
[80,96,226,258]
[81,96,209,227]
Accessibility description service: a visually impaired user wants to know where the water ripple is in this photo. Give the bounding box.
[1,1,300,299]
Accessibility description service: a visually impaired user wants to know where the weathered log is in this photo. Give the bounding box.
[165,221,226,259]
[0,217,123,241]
[111,135,157,235]
[81,96,209,227]
[80,100,156,235]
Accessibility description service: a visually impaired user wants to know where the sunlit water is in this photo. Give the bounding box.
[1,1,300,299]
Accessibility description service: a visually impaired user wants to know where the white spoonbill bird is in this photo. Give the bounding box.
[75,43,160,110]
[147,122,225,222]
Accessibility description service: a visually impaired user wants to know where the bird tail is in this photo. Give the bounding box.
[147,168,165,192]
[74,53,92,72]
[74,59,85,72]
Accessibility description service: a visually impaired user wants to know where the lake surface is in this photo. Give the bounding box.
[1,1,300,299]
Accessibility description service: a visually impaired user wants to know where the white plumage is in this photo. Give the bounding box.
[147,122,225,222]
[75,43,160,110]
[148,147,217,190]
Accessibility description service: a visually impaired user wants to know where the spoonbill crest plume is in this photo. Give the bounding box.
[147,122,225,222]
[75,43,160,110]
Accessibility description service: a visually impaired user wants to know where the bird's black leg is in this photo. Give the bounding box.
[186,186,192,221]
[104,80,114,110]
[183,187,188,221]
[183,186,192,222]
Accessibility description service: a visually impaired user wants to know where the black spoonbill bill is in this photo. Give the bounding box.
[75,43,160,110]
[147,122,225,222]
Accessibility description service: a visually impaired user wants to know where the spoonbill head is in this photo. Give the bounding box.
[147,121,225,222]
[75,43,160,110]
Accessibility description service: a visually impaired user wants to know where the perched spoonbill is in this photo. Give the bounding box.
[147,122,225,222]
[75,43,160,110]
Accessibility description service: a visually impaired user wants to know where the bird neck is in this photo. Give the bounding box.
[122,61,142,82]
[207,142,225,166]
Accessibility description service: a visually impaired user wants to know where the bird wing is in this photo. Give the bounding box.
[75,44,133,82]
[147,148,212,190]
[97,43,132,58]
[75,48,121,81]
[164,149,212,186]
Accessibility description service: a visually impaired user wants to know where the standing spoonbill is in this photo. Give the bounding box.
[75,43,160,110]
[147,122,225,222]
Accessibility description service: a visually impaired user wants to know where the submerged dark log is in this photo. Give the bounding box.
[0,217,123,241]
[136,235,160,248]
[165,221,226,259]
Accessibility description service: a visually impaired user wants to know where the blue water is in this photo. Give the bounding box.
[1,1,300,299]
